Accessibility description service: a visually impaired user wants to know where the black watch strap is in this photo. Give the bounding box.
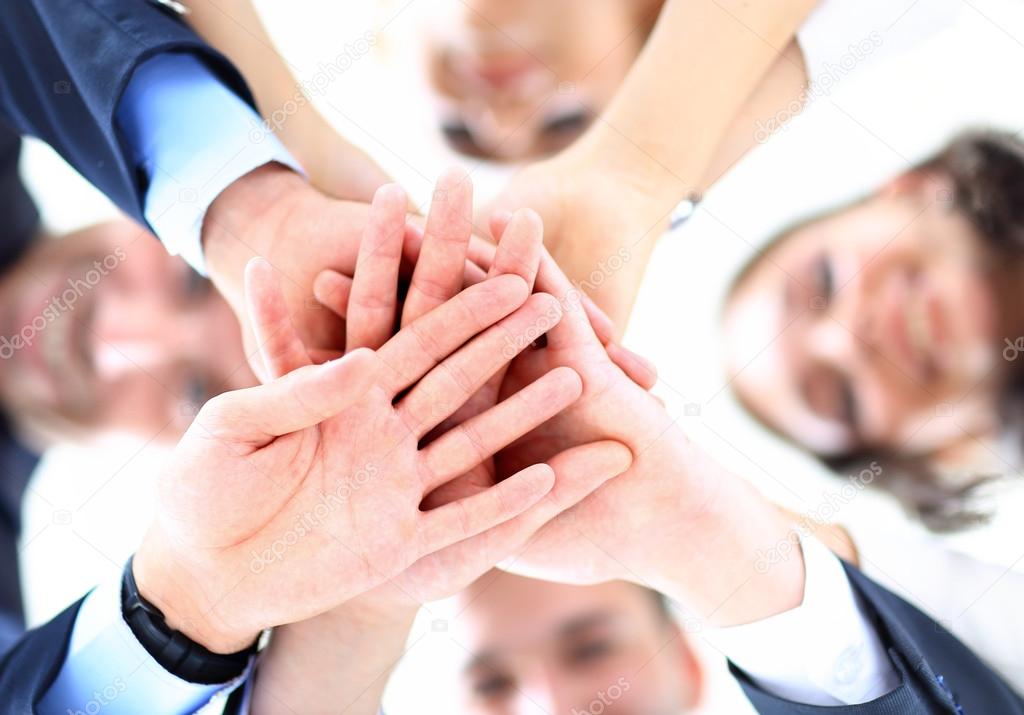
[121,556,258,684]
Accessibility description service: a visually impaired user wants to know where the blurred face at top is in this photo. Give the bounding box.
[404,0,658,161]
[723,171,1023,461]
[449,573,701,715]
[0,220,255,446]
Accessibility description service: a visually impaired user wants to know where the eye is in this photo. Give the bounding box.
[541,108,589,137]
[473,673,515,698]
[567,638,614,666]
[815,255,835,305]
[441,120,476,151]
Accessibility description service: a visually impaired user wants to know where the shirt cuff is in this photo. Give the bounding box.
[706,534,901,706]
[38,575,248,715]
[115,52,302,275]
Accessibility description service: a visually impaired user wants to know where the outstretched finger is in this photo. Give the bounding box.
[312,269,353,319]
[418,366,582,492]
[245,257,312,380]
[420,463,554,552]
[376,274,529,396]
[402,167,473,326]
[346,184,406,351]
[488,209,543,288]
[395,293,563,436]
[535,250,602,353]
[409,441,632,591]
[200,348,380,444]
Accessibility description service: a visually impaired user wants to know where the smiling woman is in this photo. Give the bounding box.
[722,130,1024,530]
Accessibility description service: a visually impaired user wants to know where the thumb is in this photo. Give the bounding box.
[199,348,380,444]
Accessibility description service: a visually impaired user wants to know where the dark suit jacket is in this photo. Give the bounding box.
[0,125,42,654]
[0,1,256,708]
[0,0,255,229]
[735,561,1023,713]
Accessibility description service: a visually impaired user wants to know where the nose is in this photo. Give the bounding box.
[805,316,860,366]
[806,279,867,366]
[465,102,536,158]
[512,664,566,715]
[815,267,877,360]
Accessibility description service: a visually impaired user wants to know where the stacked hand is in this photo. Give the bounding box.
[135,171,634,657]
[147,165,803,715]
[298,171,802,631]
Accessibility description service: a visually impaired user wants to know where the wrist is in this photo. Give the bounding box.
[134,527,260,654]
[568,123,695,213]
[646,470,806,628]
[316,597,417,643]
[202,162,306,306]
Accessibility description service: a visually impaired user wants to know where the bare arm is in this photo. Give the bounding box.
[581,0,816,200]
[252,600,415,715]
[183,0,392,201]
[487,0,817,330]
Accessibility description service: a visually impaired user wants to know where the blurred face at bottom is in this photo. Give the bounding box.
[0,220,255,446]
[723,172,1021,462]
[450,572,701,715]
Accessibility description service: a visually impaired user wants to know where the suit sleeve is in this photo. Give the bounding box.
[0,0,256,228]
[733,562,1024,714]
[0,125,39,270]
[0,598,83,714]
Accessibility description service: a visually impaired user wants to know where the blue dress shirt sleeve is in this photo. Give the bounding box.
[115,51,302,275]
[38,575,248,715]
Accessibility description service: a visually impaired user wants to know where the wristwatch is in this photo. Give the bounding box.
[121,556,259,684]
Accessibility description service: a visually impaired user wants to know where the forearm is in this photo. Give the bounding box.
[651,478,807,627]
[184,0,390,199]
[578,0,817,207]
[252,602,415,715]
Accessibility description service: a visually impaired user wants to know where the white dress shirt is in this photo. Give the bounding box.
[706,534,901,706]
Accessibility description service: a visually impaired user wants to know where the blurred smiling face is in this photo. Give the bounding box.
[451,573,700,715]
[724,172,1014,459]
[0,221,255,445]
[403,0,652,161]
